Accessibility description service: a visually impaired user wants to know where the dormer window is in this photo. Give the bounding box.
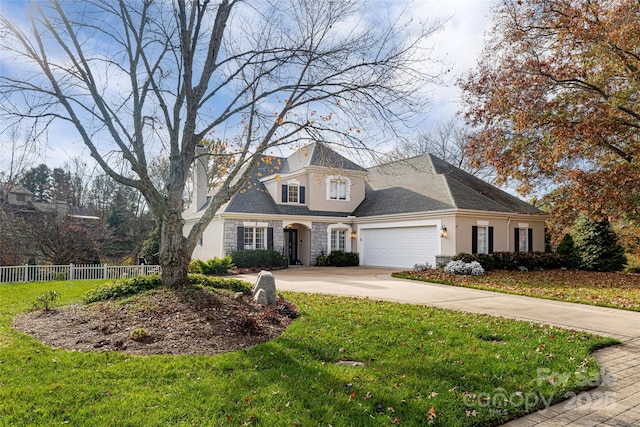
[288,185,299,203]
[326,176,350,201]
[281,180,305,204]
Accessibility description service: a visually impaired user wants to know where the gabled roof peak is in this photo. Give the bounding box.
[282,142,367,173]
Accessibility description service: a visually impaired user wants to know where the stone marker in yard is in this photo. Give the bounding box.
[253,288,268,305]
[253,270,277,305]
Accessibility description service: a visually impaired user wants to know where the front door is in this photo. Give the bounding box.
[284,229,298,265]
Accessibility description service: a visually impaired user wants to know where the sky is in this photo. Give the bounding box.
[0,0,498,172]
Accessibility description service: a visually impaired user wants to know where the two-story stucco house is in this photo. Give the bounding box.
[183,143,548,269]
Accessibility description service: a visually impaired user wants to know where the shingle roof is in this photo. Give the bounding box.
[224,154,351,217]
[222,147,543,218]
[354,153,544,216]
[279,142,366,173]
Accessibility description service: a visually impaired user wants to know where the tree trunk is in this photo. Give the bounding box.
[159,209,191,288]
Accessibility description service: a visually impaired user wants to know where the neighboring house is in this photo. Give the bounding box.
[0,181,100,220]
[184,143,548,269]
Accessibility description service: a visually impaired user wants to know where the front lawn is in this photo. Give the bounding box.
[0,280,618,426]
[394,269,640,311]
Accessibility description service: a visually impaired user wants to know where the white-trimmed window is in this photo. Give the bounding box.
[326,176,350,201]
[518,228,528,252]
[330,180,347,200]
[472,224,493,254]
[515,226,533,253]
[281,180,305,204]
[477,226,489,254]
[331,229,346,252]
[288,185,299,203]
[327,223,353,253]
[244,227,267,250]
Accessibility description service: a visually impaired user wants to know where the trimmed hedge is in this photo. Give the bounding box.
[188,274,252,294]
[327,251,359,267]
[452,252,563,271]
[83,273,253,303]
[83,274,163,303]
[230,249,286,269]
[188,256,235,275]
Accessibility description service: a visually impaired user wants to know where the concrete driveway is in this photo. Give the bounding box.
[241,266,639,339]
[240,266,640,426]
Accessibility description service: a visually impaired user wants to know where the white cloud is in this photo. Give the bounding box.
[409,0,497,128]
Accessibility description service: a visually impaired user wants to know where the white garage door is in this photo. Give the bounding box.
[362,226,437,269]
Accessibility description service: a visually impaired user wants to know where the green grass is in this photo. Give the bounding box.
[394,269,640,311]
[0,280,618,426]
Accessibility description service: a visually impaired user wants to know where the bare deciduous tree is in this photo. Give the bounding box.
[0,0,443,286]
[383,119,494,179]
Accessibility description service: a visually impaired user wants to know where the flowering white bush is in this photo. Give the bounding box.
[412,263,433,272]
[444,260,485,276]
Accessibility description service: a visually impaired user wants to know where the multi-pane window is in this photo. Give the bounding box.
[329,180,347,200]
[477,226,488,254]
[518,228,529,252]
[331,229,346,251]
[244,227,266,250]
[288,185,299,203]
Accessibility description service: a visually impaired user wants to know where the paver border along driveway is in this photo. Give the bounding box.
[240,267,640,426]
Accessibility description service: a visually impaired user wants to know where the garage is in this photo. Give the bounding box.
[361,226,437,269]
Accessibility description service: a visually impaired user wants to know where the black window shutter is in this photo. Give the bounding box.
[514,228,520,252]
[528,228,533,252]
[488,226,494,254]
[267,227,274,250]
[281,185,288,203]
[299,186,305,204]
[237,226,244,250]
[472,226,478,254]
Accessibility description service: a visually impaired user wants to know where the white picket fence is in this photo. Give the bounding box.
[0,263,161,284]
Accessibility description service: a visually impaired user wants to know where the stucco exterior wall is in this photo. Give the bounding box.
[187,217,224,260]
[306,171,366,213]
[454,215,547,254]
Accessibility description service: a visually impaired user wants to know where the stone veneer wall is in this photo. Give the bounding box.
[223,218,284,255]
[310,222,328,265]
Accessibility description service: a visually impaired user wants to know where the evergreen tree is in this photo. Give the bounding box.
[20,164,52,202]
[572,217,627,272]
[556,233,579,269]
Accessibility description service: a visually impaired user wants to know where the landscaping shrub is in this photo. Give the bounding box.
[84,274,253,303]
[572,216,627,272]
[230,249,285,269]
[625,253,640,274]
[453,253,496,270]
[453,251,563,271]
[32,290,60,311]
[83,274,162,303]
[188,256,235,275]
[188,274,252,293]
[444,260,484,276]
[326,250,359,267]
[556,233,580,269]
[412,263,433,272]
[316,251,329,266]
